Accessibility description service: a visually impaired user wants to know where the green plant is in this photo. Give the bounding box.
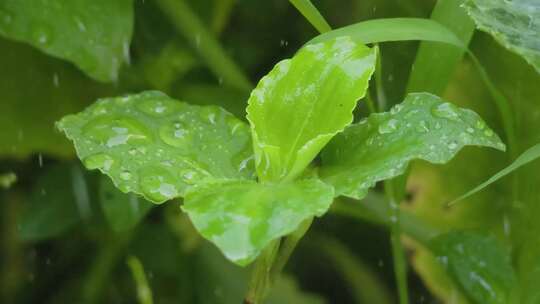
[57,34,504,302]
[3,0,540,303]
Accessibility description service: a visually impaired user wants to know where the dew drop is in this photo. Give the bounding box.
[159,121,192,148]
[139,166,178,202]
[120,171,132,181]
[32,24,53,46]
[431,102,461,121]
[135,93,178,117]
[466,127,475,134]
[448,141,458,150]
[378,118,399,134]
[484,129,493,137]
[416,120,429,133]
[475,120,486,130]
[82,116,152,148]
[390,104,403,115]
[83,153,115,171]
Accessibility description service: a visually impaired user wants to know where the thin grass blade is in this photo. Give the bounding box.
[450,143,540,205]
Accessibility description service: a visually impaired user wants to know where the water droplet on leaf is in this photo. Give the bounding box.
[431,102,461,121]
[378,118,399,134]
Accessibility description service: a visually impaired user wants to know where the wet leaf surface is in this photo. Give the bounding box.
[247,37,376,182]
[183,178,334,265]
[464,0,540,72]
[0,0,134,82]
[320,92,504,199]
[58,91,255,203]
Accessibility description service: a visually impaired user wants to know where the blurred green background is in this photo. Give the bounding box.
[1,0,539,303]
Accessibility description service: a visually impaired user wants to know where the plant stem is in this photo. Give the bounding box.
[385,181,409,304]
[244,240,280,304]
[155,0,252,92]
[270,218,313,282]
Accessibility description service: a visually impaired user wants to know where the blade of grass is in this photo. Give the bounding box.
[127,256,154,304]
[450,143,540,205]
[307,18,464,47]
[406,0,476,95]
[155,0,252,92]
[288,0,331,33]
[211,0,237,35]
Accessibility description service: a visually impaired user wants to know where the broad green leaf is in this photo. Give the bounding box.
[0,37,112,159]
[246,37,377,182]
[307,18,464,48]
[430,231,516,304]
[451,142,540,204]
[99,177,153,232]
[464,0,540,73]
[57,91,255,204]
[18,165,81,241]
[0,0,133,82]
[183,179,334,265]
[0,172,17,189]
[289,0,331,33]
[320,92,505,199]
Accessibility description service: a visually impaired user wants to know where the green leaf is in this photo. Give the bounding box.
[0,0,134,82]
[246,37,377,182]
[0,37,113,159]
[18,165,82,241]
[99,177,153,232]
[57,91,255,204]
[320,92,505,199]
[182,179,334,265]
[464,0,540,73]
[451,142,540,204]
[307,18,464,48]
[289,0,331,34]
[430,231,517,304]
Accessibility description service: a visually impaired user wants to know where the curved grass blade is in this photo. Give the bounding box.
[289,0,331,33]
[127,256,154,304]
[307,18,464,48]
[450,143,540,205]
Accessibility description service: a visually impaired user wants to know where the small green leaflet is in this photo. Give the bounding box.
[57,91,255,203]
[247,37,377,182]
[0,0,133,82]
[430,231,516,304]
[183,179,334,266]
[320,93,505,199]
[464,0,540,73]
[451,142,540,204]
